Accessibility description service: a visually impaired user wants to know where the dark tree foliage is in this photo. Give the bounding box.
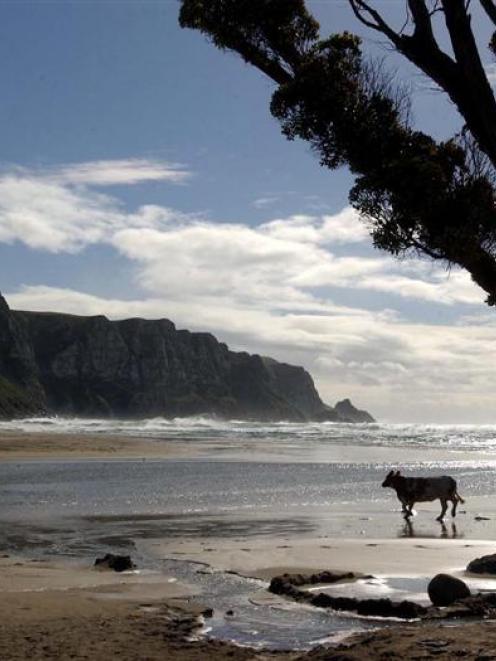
[179,0,496,305]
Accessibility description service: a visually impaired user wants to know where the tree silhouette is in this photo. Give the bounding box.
[179,0,496,306]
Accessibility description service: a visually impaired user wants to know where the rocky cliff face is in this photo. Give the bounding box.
[0,294,374,422]
[0,296,46,418]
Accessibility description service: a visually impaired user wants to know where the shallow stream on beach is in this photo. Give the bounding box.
[2,419,496,648]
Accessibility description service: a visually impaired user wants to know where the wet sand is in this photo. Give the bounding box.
[0,554,198,598]
[2,430,496,464]
[0,432,190,460]
[4,433,496,658]
[147,535,496,583]
[3,549,496,660]
[0,560,285,660]
[0,555,304,660]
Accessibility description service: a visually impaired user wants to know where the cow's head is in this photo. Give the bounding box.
[382,470,401,488]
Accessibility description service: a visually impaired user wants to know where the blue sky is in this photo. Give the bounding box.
[1,0,496,422]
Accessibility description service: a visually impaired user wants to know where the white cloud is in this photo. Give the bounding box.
[320,207,370,244]
[0,158,484,304]
[0,159,191,252]
[48,158,190,186]
[252,196,280,209]
[359,270,483,305]
[259,208,369,245]
[111,216,483,308]
[0,175,121,252]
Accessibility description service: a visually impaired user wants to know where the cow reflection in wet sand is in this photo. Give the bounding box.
[400,519,460,539]
[382,470,465,521]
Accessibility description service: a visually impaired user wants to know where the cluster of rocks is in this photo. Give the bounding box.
[268,557,496,621]
[269,571,427,619]
[93,551,496,623]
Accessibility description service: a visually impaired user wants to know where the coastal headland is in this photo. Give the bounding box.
[0,293,373,424]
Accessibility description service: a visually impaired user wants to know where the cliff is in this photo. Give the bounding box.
[0,294,374,422]
[0,296,46,418]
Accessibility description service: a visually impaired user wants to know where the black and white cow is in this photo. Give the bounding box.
[382,470,464,521]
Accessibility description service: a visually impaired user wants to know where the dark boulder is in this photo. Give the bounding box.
[467,553,496,574]
[94,553,136,572]
[427,573,471,606]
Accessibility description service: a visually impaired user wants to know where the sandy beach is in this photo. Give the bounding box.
[3,431,496,658]
[145,535,496,581]
[2,429,495,465]
[0,556,290,660]
[0,432,190,460]
[3,540,496,659]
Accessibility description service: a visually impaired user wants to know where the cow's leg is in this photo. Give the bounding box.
[451,496,458,517]
[404,500,415,518]
[399,497,408,513]
[437,498,448,521]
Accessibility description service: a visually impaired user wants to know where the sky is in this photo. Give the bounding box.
[1,0,496,423]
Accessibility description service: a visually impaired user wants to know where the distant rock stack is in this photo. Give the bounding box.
[334,398,375,423]
[0,293,374,423]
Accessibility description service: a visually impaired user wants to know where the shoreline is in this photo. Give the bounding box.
[3,431,496,658]
[0,432,192,461]
[3,431,496,465]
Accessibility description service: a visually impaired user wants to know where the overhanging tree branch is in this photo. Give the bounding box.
[348,0,401,42]
[480,0,496,26]
[441,0,496,165]
[179,0,496,306]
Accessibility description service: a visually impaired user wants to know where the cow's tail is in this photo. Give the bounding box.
[455,491,465,504]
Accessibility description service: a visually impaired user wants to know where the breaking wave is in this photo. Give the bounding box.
[2,416,496,452]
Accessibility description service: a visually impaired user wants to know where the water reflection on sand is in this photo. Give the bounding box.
[399,520,461,539]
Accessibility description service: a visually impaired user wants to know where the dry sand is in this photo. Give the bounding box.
[0,432,191,460]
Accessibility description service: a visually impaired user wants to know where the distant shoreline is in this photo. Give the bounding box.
[0,432,192,461]
[2,429,496,466]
